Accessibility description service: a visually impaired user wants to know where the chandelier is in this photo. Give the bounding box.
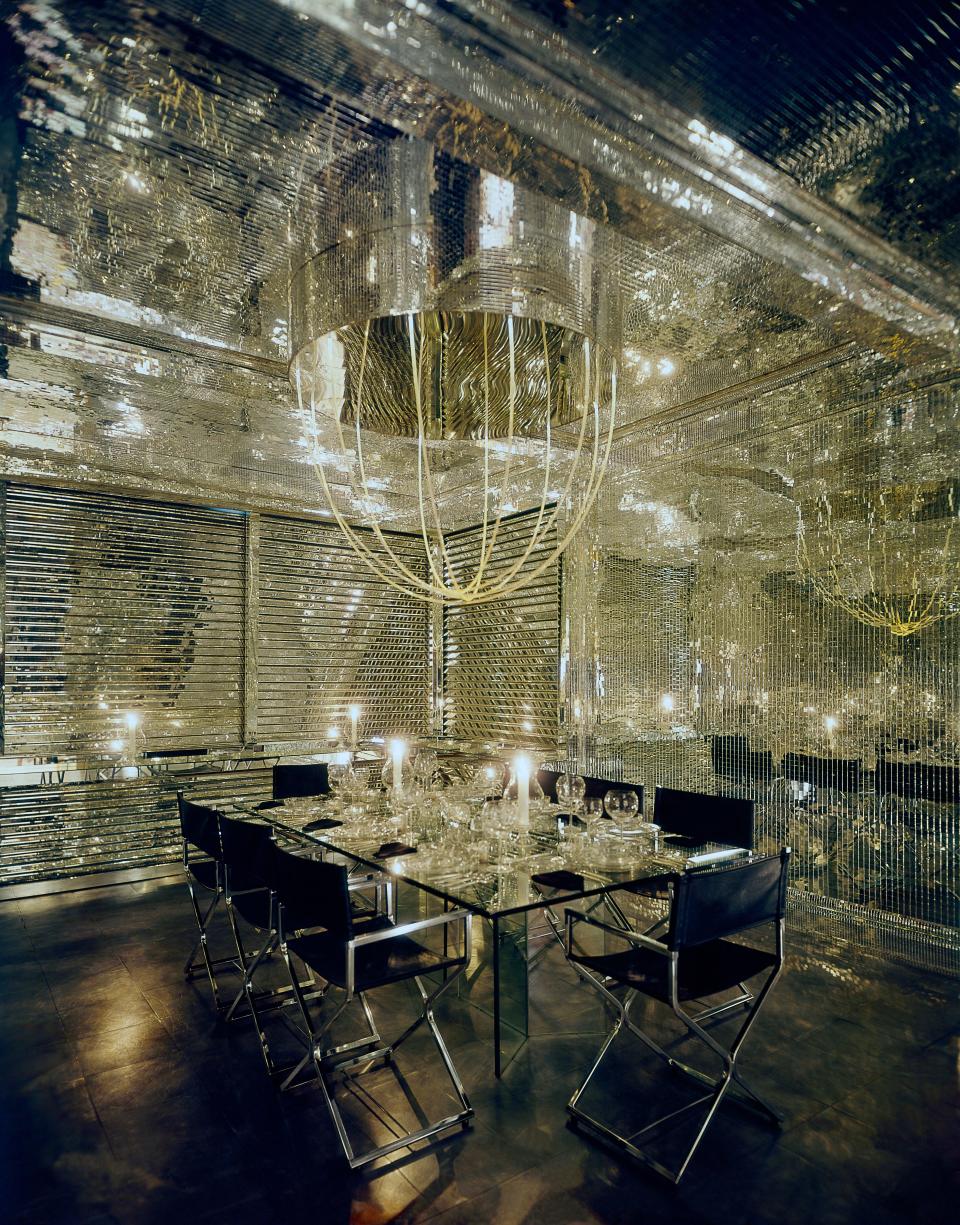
[288,139,621,606]
[796,481,960,637]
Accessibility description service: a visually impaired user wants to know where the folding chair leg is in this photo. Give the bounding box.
[692,983,754,1023]
[276,957,473,1168]
[226,930,277,1023]
[568,958,784,1184]
[568,1013,626,1115]
[674,1072,735,1183]
[184,888,221,975]
[184,883,224,1008]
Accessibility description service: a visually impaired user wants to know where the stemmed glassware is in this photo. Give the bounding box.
[603,788,640,826]
[557,772,587,813]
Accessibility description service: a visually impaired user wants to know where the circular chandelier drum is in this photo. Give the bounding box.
[288,138,621,606]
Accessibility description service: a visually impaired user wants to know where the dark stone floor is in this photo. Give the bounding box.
[2,873,958,1225]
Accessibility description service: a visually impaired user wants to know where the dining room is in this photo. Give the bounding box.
[0,2,958,1223]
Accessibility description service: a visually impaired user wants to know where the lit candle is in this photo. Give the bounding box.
[515,753,531,829]
[389,738,405,794]
[349,704,361,749]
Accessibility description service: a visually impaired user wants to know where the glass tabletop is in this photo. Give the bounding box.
[233,790,736,919]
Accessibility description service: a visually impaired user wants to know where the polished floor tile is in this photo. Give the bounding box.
[1,876,957,1224]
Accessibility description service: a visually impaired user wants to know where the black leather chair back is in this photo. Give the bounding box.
[781,753,861,791]
[273,763,330,800]
[653,786,755,849]
[177,794,222,860]
[271,844,352,937]
[667,849,790,950]
[219,814,273,887]
[534,769,643,812]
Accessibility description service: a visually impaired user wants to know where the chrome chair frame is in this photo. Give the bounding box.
[221,821,389,1027]
[178,793,238,1011]
[527,773,646,970]
[252,851,473,1169]
[564,850,789,1185]
[219,815,285,1024]
[234,867,389,1036]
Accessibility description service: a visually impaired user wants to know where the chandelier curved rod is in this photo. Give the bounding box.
[299,354,450,602]
[345,320,459,595]
[468,311,495,593]
[300,322,617,607]
[468,317,554,598]
[465,335,602,598]
[416,310,554,600]
[464,314,520,594]
[408,313,474,596]
[415,318,591,600]
[447,355,616,604]
[468,361,618,602]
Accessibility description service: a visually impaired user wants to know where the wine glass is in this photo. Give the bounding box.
[413,748,438,791]
[582,794,605,835]
[327,756,353,795]
[603,788,640,826]
[557,772,587,813]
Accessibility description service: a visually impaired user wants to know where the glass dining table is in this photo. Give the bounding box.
[219,787,736,1076]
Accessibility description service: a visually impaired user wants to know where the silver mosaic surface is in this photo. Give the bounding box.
[4,0,955,536]
[256,513,429,744]
[563,359,960,961]
[441,510,560,746]
[1,1,958,968]
[2,483,245,755]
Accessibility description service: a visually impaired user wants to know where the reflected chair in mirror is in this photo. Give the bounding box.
[564,848,791,1184]
[272,762,330,801]
[875,757,960,820]
[653,786,755,850]
[779,752,862,806]
[711,735,775,798]
[177,792,232,1010]
[257,844,473,1168]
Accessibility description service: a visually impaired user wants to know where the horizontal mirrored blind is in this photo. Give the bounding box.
[0,769,275,885]
[442,511,560,744]
[0,778,180,882]
[256,516,429,742]
[3,484,244,755]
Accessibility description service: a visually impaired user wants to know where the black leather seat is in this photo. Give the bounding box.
[570,938,777,1004]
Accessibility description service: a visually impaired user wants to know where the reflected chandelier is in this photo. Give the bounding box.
[288,139,621,606]
[796,481,960,637]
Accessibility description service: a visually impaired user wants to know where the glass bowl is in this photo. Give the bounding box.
[603,788,640,821]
